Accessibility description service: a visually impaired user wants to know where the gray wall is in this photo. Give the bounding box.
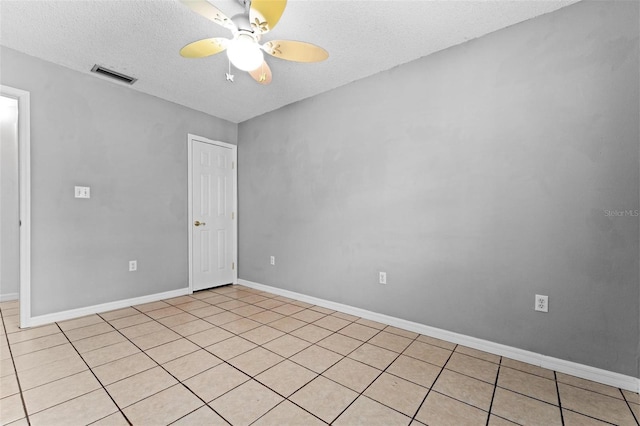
[238,1,639,377]
[1,96,20,298]
[0,47,237,316]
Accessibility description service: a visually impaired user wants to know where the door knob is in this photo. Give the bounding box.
[194,221,206,227]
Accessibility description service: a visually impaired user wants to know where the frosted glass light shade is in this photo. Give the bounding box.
[227,34,264,71]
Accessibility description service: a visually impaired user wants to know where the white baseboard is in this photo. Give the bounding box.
[238,279,640,393]
[0,293,19,302]
[24,287,191,328]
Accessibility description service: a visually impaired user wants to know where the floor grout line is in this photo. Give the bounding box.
[103,307,235,425]
[159,290,403,425]
[0,308,31,426]
[621,388,640,425]
[2,287,638,426]
[197,289,334,424]
[409,344,457,425]
[327,327,423,423]
[485,356,502,426]
[2,299,517,425]
[55,321,134,426]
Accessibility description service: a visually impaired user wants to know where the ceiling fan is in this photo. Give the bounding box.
[179,0,329,85]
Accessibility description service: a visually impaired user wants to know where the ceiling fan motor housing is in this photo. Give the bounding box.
[231,13,253,33]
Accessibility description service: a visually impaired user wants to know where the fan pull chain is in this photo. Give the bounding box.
[225,59,234,82]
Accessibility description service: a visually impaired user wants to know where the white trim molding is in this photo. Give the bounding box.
[0,293,19,302]
[238,279,640,393]
[0,85,31,328]
[24,287,190,328]
[187,134,238,293]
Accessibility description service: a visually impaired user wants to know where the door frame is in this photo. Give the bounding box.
[1,85,31,328]
[187,134,238,293]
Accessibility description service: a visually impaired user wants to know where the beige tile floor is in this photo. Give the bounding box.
[1,285,638,426]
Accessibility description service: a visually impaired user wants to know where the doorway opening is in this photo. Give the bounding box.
[1,95,19,304]
[0,85,31,328]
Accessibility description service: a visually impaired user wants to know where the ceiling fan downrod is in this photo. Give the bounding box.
[230,0,254,34]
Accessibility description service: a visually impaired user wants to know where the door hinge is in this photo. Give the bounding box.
[232,161,235,169]
[231,212,235,220]
[232,262,235,270]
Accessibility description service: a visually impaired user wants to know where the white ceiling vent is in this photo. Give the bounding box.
[90,65,137,85]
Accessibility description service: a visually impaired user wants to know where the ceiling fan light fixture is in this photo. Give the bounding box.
[180,0,328,85]
[227,33,263,71]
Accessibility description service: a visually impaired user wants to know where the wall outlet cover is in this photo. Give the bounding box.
[535,294,548,312]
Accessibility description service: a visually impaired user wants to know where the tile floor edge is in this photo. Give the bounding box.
[238,278,640,394]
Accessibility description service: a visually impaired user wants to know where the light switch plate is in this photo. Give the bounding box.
[75,186,90,199]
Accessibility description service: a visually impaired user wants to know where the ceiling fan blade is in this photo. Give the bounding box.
[249,61,273,85]
[180,0,235,31]
[250,0,287,34]
[180,37,229,58]
[263,40,329,63]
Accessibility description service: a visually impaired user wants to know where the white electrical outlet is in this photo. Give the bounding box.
[535,294,548,312]
[379,271,387,285]
[270,256,275,266]
[129,260,137,272]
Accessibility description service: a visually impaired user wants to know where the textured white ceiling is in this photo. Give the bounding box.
[0,0,579,123]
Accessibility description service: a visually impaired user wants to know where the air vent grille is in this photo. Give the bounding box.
[90,65,137,85]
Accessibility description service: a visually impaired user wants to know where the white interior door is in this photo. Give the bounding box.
[190,137,236,291]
